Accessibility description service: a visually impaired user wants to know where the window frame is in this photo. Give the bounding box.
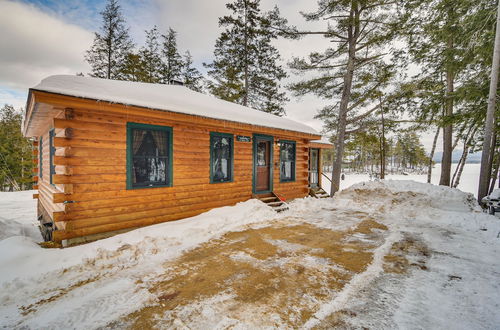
[209,132,234,184]
[126,122,173,190]
[49,129,55,185]
[279,140,296,183]
[39,136,43,180]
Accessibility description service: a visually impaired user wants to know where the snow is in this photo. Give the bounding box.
[488,188,500,199]
[1,180,499,329]
[311,136,332,145]
[29,75,319,136]
[0,190,40,241]
[323,163,482,197]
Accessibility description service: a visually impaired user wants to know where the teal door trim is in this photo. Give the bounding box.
[252,134,274,194]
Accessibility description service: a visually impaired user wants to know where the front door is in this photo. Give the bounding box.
[309,148,319,188]
[253,135,273,193]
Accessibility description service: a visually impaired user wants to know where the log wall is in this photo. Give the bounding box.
[29,93,319,242]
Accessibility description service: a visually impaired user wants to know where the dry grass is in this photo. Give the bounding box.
[115,217,389,328]
[383,234,430,274]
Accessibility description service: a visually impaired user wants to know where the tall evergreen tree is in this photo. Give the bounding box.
[139,26,162,83]
[85,0,134,80]
[121,52,147,82]
[161,28,184,84]
[181,51,204,92]
[478,0,500,201]
[286,0,399,194]
[400,0,472,187]
[205,0,287,115]
[0,105,32,191]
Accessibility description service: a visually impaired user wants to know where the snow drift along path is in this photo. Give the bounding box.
[0,180,499,329]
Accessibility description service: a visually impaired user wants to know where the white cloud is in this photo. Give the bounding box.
[0,87,26,109]
[148,0,332,136]
[0,0,439,151]
[0,0,93,90]
[150,0,227,63]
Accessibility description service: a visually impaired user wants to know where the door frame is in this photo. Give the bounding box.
[309,148,320,188]
[252,134,274,194]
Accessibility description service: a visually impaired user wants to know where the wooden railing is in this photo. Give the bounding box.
[321,172,332,184]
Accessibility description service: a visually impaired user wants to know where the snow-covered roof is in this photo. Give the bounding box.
[311,136,332,145]
[30,75,319,136]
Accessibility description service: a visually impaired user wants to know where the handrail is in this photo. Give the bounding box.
[321,172,332,184]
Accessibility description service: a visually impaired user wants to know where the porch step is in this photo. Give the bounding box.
[254,192,289,212]
[309,187,331,199]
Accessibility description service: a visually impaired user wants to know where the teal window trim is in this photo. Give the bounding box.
[49,129,55,185]
[39,136,43,179]
[210,132,234,184]
[279,140,296,183]
[252,133,274,194]
[126,122,173,190]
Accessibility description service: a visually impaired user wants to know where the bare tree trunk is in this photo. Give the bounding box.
[330,5,358,196]
[439,35,454,186]
[379,100,386,179]
[452,126,478,187]
[427,127,440,183]
[243,1,249,106]
[479,1,500,202]
[452,146,468,188]
[487,132,497,187]
[489,149,500,194]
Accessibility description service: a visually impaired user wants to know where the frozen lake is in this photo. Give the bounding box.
[322,163,481,198]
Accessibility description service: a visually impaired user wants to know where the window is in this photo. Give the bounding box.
[49,129,55,185]
[126,122,173,189]
[280,140,296,182]
[210,132,233,183]
[257,142,267,166]
[39,136,43,179]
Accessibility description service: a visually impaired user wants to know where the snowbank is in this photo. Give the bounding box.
[0,191,40,241]
[339,180,479,213]
[0,199,277,283]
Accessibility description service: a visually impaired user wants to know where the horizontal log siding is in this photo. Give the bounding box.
[37,123,66,227]
[273,141,310,200]
[44,103,315,242]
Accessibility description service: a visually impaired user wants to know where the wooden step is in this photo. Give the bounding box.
[274,205,289,212]
[254,192,289,212]
[309,187,331,199]
[260,196,279,202]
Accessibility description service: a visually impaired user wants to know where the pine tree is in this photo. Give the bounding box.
[286,0,399,194]
[205,0,288,115]
[85,0,134,80]
[478,0,500,201]
[139,26,162,83]
[161,28,184,84]
[121,52,147,82]
[399,0,476,186]
[181,51,204,92]
[0,105,32,191]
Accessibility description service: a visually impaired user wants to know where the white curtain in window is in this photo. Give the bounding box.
[151,130,167,156]
[133,130,146,154]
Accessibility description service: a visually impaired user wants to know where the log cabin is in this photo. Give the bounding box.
[23,75,331,245]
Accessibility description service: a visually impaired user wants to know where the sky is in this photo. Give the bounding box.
[0,0,439,151]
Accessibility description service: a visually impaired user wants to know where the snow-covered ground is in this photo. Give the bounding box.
[0,180,499,329]
[327,163,481,197]
[0,190,40,241]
